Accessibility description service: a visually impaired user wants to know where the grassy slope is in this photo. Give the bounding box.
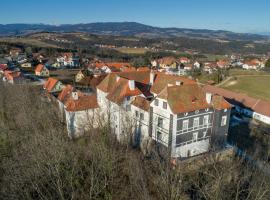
[0,37,59,48]
[221,75,270,101]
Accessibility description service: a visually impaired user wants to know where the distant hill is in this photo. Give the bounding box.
[0,22,269,42]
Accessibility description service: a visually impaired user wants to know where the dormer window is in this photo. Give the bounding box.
[163,102,167,109]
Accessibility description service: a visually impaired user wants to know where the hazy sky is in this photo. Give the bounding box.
[1,0,270,33]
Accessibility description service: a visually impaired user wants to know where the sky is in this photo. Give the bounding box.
[0,0,270,34]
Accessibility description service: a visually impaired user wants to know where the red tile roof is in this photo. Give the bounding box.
[137,67,150,72]
[106,78,142,105]
[150,73,196,94]
[4,71,22,81]
[96,73,118,93]
[203,85,270,117]
[65,93,99,112]
[157,84,210,114]
[35,64,45,73]
[118,71,151,84]
[131,96,150,111]
[43,77,59,92]
[211,95,232,110]
[58,85,73,103]
[78,74,107,88]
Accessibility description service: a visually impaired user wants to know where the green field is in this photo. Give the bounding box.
[221,75,270,101]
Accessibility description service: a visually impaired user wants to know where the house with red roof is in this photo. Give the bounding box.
[203,85,270,125]
[3,70,24,84]
[242,59,264,70]
[57,85,100,137]
[56,52,80,67]
[35,64,49,77]
[96,71,231,158]
[43,77,64,93]
[179,57,190,64]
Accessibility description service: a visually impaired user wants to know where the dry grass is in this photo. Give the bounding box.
[221,75,270,101]
[0,37,59,48]
[116,47,148,54]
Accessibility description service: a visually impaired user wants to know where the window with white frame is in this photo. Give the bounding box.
[192,132,198,141]
[193,117,199,128]
[203,115,209,125]
[182,119,189,131]
[221,116,227,126]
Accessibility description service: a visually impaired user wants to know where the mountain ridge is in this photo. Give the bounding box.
[0,22,269,41]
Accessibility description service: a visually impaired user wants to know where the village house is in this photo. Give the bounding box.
[32,53,45,63]
[35,64,49,77]
[44,70,231,159]
[3,70,24,84]
[179,57,190,64]
[57,85,100,138]
[57,52,80,68]
[217,60,230,68]
[43,77,64,93]
[94,71,231,158]
[152,57,179,69]
[203,85,270,125]
[20,62,32,68]
[203,62,217,74]
[242,59,264,70]
[9,48,22,58]
[75,69,93,82]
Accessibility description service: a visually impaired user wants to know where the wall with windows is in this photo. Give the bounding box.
[131,105,150,149]
[212,108,231,146]
[150,97,173,147]
[171,108,214,158]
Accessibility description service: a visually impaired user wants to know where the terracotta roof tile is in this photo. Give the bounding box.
[58,85,73,103]
[151,73,196,94]
[43,77,59,92]
[157,84,210,114]
[131,96,150,111]
[35,64,45,73]
[65,93,99,112]
[4,71,22,81]
[211,95,232,110]
[203,85,270,117]
[106,78,142,105]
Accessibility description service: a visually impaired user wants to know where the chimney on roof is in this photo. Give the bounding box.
[149,71,155,85]
[72,91,78,100]
[206,92,212,104]
[116,75,120,82]
[167,83,174,87]
[176,81,182,86]
[129,80,135,90]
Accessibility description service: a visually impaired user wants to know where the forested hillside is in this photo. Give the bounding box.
[0,83,269,199]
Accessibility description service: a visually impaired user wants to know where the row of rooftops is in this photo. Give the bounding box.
[45,71,230,114]
[95,71,231,114]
